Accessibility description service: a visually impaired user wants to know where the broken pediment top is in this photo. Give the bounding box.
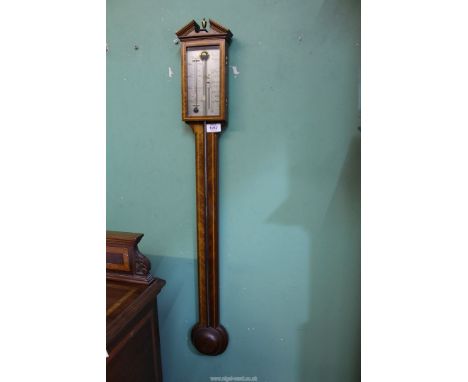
[176,19,232,42]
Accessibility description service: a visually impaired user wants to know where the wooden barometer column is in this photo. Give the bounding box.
[176,19,233,356]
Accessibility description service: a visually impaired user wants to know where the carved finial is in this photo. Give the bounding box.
[201,18,207,30]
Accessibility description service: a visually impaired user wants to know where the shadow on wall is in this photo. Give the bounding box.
[147,134,360,382]
[300,135,361,382]
[264,0,361,378]
[269,131,361,381]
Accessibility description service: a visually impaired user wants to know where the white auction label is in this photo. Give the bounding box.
[206,123,222,133]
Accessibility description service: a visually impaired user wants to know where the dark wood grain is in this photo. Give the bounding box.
[206,132,219,327]
[106,231,154,285]
[189,127,228,356]
[106,279,165,349]
[106,231,165,381]
[192,123,208,327]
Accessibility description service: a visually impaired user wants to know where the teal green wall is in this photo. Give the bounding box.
[107,0,360,381]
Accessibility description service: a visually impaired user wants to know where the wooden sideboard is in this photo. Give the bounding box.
[106,231,165,382]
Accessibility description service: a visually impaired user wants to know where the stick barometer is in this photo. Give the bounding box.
[176,19,233,356]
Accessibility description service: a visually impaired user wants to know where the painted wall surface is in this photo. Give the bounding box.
[107,0,360,381]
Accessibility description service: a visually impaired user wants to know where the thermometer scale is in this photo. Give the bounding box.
[186,46,220,116]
